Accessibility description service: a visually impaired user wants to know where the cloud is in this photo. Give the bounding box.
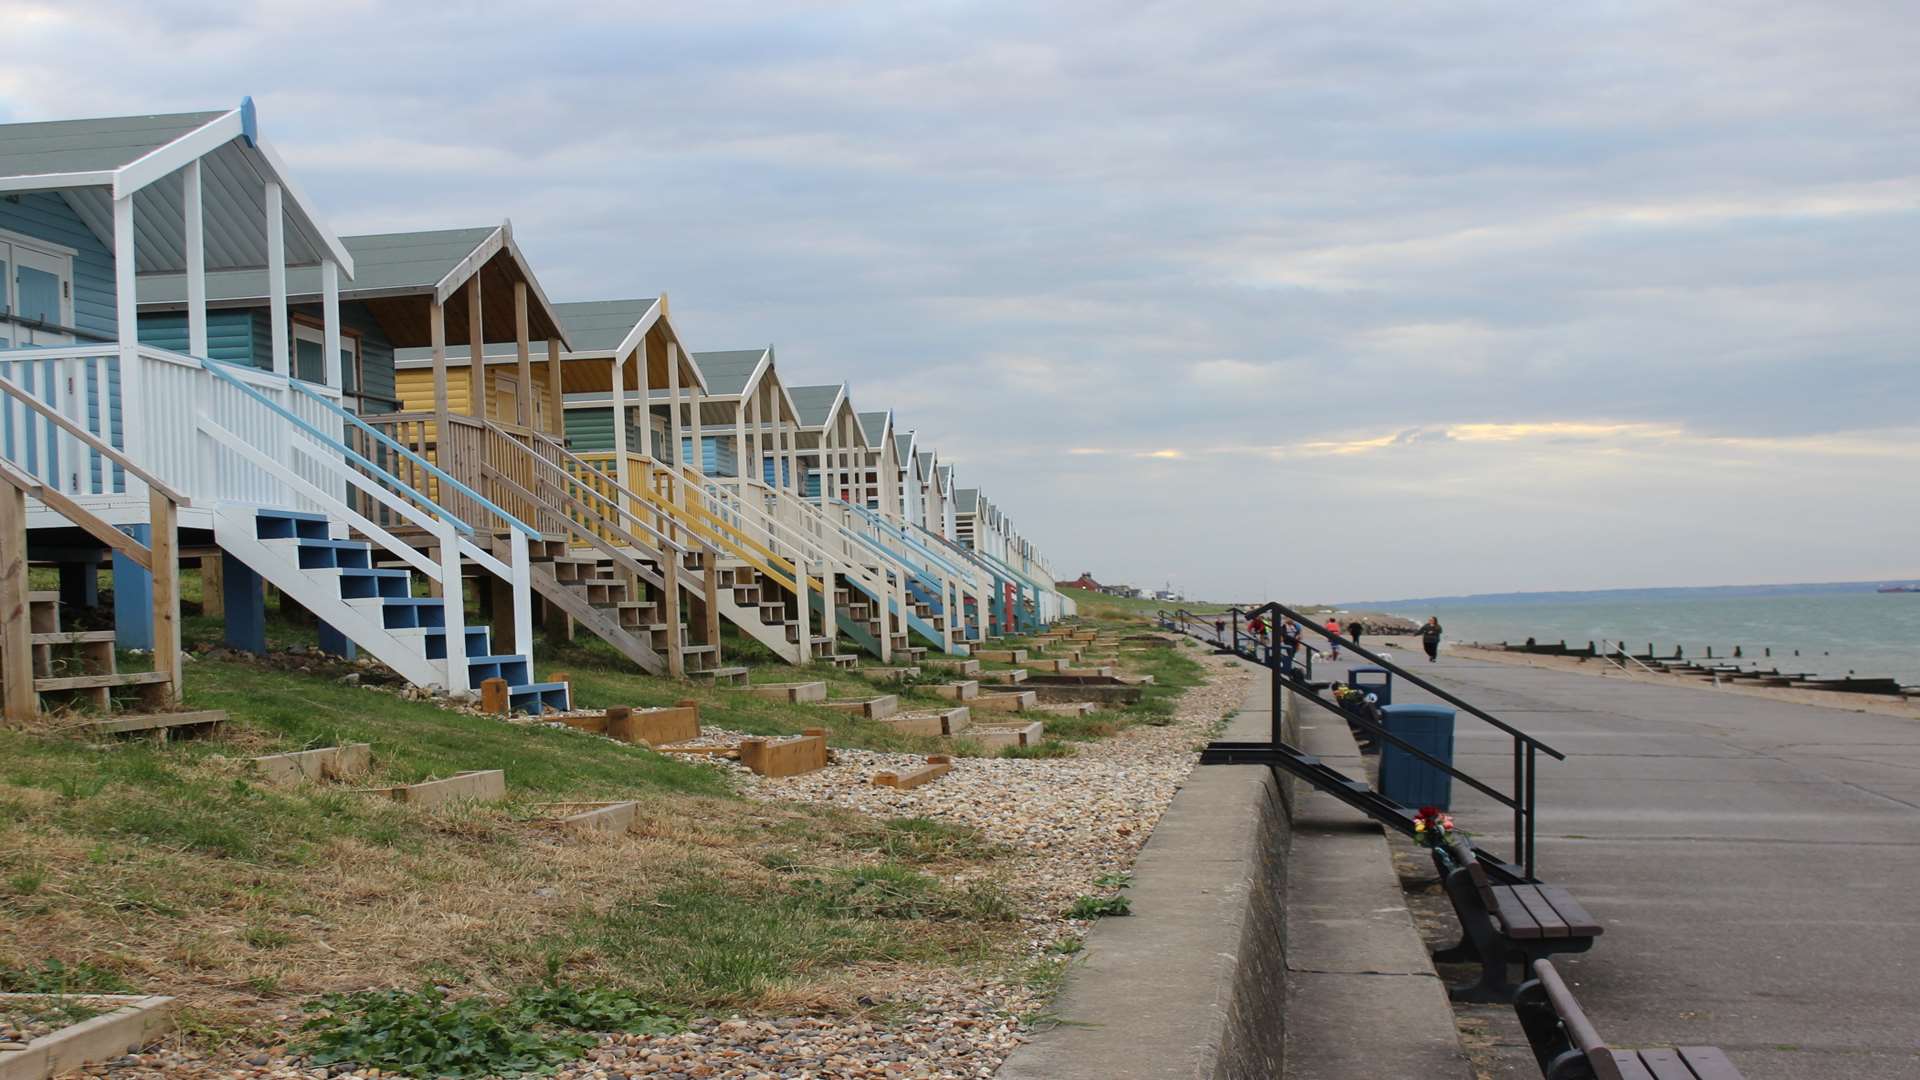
[2,1,1915,598]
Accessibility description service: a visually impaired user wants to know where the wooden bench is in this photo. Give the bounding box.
[1431,840,1601,1002]
[1516,959,1745,1079]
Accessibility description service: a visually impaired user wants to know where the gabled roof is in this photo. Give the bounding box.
[690,349,771,398]
[917,451,937,475]
[145,223,568,346]
[788,384,845,429]
[895,432,914,464]
[0,100,351,275]
[954,488,979,513]
[858,411,892,447]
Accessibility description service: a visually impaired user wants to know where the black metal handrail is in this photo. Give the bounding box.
[1160,601,1560,881]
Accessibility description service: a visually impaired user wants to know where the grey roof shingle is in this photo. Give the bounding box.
[0,111,226,179]
[141,226,500,305]
[954,488,979,512]
[858,411,890,445]
[788,384,844,428]
[894,433,913,462]
[690,350,768,397]
[548,299,656,353]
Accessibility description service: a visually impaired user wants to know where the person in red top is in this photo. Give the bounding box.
[1324,616,1342,659]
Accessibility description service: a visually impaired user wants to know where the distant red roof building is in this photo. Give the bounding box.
[1059,572,1103,591]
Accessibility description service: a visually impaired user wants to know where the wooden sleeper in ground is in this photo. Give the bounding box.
[251,743,371,786]
[881,707,971,737]
[535,801,641,837]
[873,755,953,790]
[737,729,830,778]
[973,689,1037,713]
[978,668,1029,685]
[968,722,1046,751]
[353,769,506,809]
[824,694,899,720]
[559,704,701,746]
[747,681,829,704]
[973,649,1028,663]
[930,680,979,701]
[922,658,981,675]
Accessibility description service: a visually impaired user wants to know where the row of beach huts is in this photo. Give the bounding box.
[0,100,1072,722]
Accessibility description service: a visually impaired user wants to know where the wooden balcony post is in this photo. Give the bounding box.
[266,181,289,377]
[611,354,630,492]
[513,280,532,427]
[467,276,486,419]
[666,345,684,505]
[183,159,208,357]
[431,300,450,436]
[547,337,564,437]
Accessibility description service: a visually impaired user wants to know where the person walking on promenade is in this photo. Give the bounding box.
[1324,616,1342,660]
[1349,621,1363,646]
[1421,616,1443,663]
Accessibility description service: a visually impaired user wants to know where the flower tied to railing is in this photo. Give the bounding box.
[1330,682,1375,710]
[1412,806,1466,848]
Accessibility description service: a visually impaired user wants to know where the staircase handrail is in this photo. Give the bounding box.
[845,502,978,586]
[0,374,186,504]
[513,429,699,558]
[1246,601,1565,760]
[282,378,538,538]
[203,362,475,537]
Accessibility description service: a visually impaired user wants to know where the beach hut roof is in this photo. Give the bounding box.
[954,488,979,512]
[895,432,915,463]
[858,411,892,445]
[690,349,771,397]
[144,223,570,348]
[788,383,845,428]
[0,101,351,275]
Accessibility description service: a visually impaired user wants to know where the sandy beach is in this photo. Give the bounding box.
[1448,641,1920,721]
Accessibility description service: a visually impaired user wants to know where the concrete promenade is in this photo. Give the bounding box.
[1382,645,1920,1078]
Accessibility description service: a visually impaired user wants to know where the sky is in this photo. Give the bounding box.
[3,1,1916,602]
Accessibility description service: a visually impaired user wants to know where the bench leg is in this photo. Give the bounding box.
[1447,954,1516,1004]
[1431,934,1479,964]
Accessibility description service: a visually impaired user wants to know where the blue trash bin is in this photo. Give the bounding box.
[1347,665,1392,706]
[1377,703,1455,810]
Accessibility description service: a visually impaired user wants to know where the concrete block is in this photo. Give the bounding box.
[979,668,1029,684]
[250,743,371,786]
[356,769,506,808]
[1023,658,1069,673]
[748,681,829,703]
[924,658,981,675]
[608,706,700,746]
[931,680,979,700]
[1060,666,1116,677]
[737,734,829,778]
[0,995,174,1080]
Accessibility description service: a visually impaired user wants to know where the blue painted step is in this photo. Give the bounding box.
[424,626,493,661]
[296,538,372,570]
[467,654,531,686]
[380,598,446,629]
[338,567,411,600]
[255,508,331,541]
[509,681,569,715]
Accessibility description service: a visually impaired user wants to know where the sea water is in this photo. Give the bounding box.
[1372,588,1920,685]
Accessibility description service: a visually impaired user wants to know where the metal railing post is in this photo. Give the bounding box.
[1525,744,1538,881]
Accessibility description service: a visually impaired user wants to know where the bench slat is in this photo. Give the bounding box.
[1677,1046,1745,1079]
[1509,885,1572,939]
[1490,885,1545,940]
[1635,1049,1696,1080]
[1538,884,1604,936]
[1608,1051,1659,1080]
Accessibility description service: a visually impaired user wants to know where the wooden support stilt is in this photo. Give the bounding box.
[1,484,35,724]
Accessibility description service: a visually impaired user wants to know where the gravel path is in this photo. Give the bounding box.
[80,650,1251,1080]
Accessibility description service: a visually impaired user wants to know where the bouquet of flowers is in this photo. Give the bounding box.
[1412,806,1465,848]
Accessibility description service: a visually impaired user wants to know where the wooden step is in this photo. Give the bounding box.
[931,680,979,701]
[972,689,1036,713]
[35,669,169,693]
[748,681,829,704]
[86,709,226,737]
[968,721,1045,751]
[31,630,118,645]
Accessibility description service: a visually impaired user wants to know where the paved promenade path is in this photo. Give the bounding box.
[1384,646,1920,1079]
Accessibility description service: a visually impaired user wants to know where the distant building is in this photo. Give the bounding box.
[1059,572,1104,591]
[1152,589,1182,601]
